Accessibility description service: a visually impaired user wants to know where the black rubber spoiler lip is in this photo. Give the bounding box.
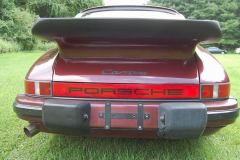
[32,18,221,44]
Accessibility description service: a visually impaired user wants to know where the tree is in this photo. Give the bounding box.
[148,0,240,49]
[0,0,104,52]
[26,0,103,17]
[0,0,37,50]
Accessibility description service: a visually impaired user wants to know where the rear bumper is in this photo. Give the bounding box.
[13,101,239,124]
[14,94,239,139]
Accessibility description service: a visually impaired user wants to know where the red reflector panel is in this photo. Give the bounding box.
[53,83,199,99]
[184,85,199,98]
[39,82,51,96]
[201,85,213,99]
[218,84,230,98]
[25,81,35,94]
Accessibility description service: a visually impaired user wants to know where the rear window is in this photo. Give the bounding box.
[75,10,185,19]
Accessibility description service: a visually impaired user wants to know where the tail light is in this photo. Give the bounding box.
[25,80,51,96]
[201,83,230,99]
[24,80,230,99]
[53,82,199,99]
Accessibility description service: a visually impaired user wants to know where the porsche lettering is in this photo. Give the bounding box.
[69,87,182,96]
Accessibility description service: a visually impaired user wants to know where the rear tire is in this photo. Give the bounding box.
[221,52,224,54]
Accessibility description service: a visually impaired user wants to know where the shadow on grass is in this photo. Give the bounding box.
[43,133,211,159]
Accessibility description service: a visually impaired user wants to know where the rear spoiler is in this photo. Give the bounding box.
[32,18,222,59]
[32,18,221,44]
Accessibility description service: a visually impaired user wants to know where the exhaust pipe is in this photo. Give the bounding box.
[24,125,39,138]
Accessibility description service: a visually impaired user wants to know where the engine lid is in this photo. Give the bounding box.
[53,57,199,85]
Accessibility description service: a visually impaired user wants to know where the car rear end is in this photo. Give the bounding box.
[13,6,239,139]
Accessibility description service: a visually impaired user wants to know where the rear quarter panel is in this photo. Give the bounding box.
[25,48,58,81]
[196,45,229,83]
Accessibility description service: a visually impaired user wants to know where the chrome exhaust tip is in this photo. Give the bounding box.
[24,125,39,138]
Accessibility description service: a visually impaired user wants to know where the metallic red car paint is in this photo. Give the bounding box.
[15,94,238,138]
[25,48,58,81]
[53,55,199,84]
[196,46,229,83]
[54,37,198,60]
[16,93,238,112]
[25,46,230,86]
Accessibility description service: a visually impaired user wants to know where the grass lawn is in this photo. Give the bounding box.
[0,51,240,159]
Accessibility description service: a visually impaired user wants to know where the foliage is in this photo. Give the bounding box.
[27,0,103,17]
[0,7,38,51]
[148,0,240,49]
[0,0,38,52]
[0,0,103,53]
[34,42,57,51]
[0,38,20,53]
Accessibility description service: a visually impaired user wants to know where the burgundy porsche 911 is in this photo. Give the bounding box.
[13,5,239,139]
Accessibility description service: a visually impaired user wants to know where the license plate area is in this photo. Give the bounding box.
[98,102,150,130]
[99,113,150,119]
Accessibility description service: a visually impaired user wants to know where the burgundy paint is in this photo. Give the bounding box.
[53,57,199,84]
[16,94,238,130]
[196,45,229,83]
[25,48,58,81]
[54,37,198,60]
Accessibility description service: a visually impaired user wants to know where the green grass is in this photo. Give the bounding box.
[0,52,240,159]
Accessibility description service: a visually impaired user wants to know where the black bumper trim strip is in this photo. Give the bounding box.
[137,103,144,130]
[13,103,42,118]
[105,102,111,130]
[207,108,239,122]
[13,102,239,123]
